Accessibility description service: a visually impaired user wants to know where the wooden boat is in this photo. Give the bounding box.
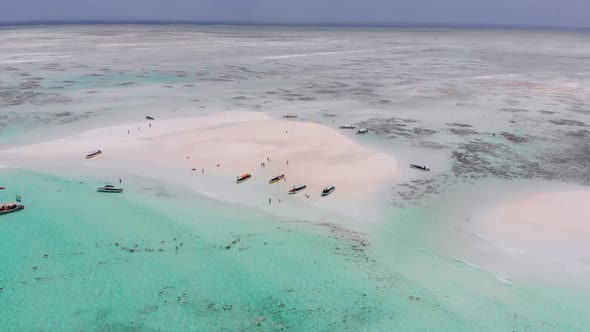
[339,125,356,129]
[321,186,336,197]
[269,174,285,184]
[97,185,123,193]
[0,202,24,215]
[356,129,369,134]
[409,164,430,171]
[236,173,252,183]
[283,114,298,118]
[86,149,102,159]
[0,187,5,190]
[146,116,155,120]
[288,184,307,195]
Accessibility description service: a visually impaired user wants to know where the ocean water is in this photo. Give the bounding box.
[1,25,590,331]
[3,169,588,331]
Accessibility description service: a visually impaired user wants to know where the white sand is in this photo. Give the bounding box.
[481,191,590,241]
[462,190,590,285]
[3,112,398,203]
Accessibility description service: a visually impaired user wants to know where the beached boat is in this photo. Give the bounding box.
[0,202,24,215]
[269,174,285,184]
[288,184,307,195]
[340,125,356,129]
[146,116,155,120]
[321,185,336,197]
[283,114,298,118]
[356,129,369,134]
[409,164,430,171]
[236,173,252,183]
[97,185,123,193]
[86,149,102,159]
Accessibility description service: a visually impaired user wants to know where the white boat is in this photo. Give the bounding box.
[97,185,123,193]
[86,149,102,159]
[283,114,298,118]
[288,184,307,195]
[340,125,356,129]
[356,129,369,134]
[321,186,336,197]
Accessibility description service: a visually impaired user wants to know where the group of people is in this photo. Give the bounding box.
[0,202,18,211]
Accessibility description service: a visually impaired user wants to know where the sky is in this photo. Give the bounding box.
[0,0,589,28]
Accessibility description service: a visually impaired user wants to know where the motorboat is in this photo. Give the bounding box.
[288,184,307,195]
[0,202,24,215]
[409,164,430,171]
[269,174,285,184]
[356,129,369,134]
[339,125,356,129]
[97,185,123,193]
[86,149,102,159]
[146,116,155,120]
[283,114,298,118]
[321,186,336,197]
[0,187,5,190]
[236,173,252,183]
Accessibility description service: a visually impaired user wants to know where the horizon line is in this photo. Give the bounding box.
[0,19,589,32]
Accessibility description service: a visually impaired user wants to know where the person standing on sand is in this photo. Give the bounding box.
[119,178,121,183]
[286,160,289,165]
[202,169,204,173]
[149,123,151,128]
[128,130,130,134]
[269,198,271,204]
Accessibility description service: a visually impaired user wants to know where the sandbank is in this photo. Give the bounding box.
[480,191,590,242]
[1,112,399,223]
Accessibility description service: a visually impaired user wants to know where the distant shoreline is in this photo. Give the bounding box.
[0,20,588,32]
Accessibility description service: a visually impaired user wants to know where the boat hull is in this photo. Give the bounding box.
[288,185,307,195]
[86,150,102,159]
[0,205,24,215]
[236,175,252,183]
[409,164,430,172]
[97,188,123,193]
[269,175,284,184]
[321,187,336,197]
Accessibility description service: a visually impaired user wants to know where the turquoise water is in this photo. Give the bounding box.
[0,169,438,331]
[2,169,588,331]
[41,73,196,92]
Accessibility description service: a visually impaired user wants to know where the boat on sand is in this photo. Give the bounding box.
[283,114,298,118]
[97,185,123,193]
[86,149,102,159]
[0,202,24,215]
[236,173,252,183]
[146,116,155,120]
[321,186,336,197]
[269,174,285,184]
[409,164,430,171]
[340,125,356,129]
[289,184,307,195]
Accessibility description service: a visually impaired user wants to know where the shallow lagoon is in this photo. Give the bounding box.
[2,169,589,331]
[1,25,590,331]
